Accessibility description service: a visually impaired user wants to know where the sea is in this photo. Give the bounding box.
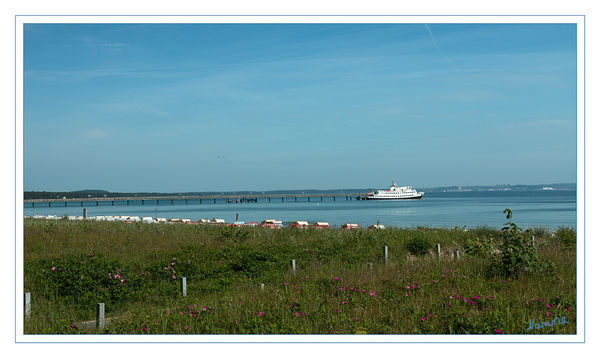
[23,190,577,231]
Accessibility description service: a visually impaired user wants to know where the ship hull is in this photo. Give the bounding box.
[365,195,423,200]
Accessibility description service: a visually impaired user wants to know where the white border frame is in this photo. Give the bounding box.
[15,14,585,344]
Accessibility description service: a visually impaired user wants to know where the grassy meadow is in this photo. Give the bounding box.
[23,216,577,335]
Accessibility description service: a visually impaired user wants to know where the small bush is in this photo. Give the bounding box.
[406,234,432,256]
[531,226,550,238]
[491,209,556,277]
[470,225,501,240]
[463,235,496,258]
[555,227,576,250]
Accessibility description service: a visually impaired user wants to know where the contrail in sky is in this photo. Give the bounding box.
[425,24,460,72]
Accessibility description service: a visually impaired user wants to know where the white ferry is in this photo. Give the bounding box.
[365,180,424,200]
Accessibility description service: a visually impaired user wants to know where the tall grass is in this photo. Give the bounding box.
[23,218,576,335]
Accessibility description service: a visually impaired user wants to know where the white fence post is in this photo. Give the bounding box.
[181,277,187,297]
[24,292,31,320]
[290,260,296,273]
[383,246,388,264]
[435,243,441,260]
[454,249,460,260]
[96,303,105,330]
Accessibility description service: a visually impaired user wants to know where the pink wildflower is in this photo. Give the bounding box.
[405,291,409,297]
[495,329,502,334]
[284,282,289,286]
[184,325,189,330]
[369,291,376,296]
[172,275,176,279]
[486,296,492,300]
[420,317,425,322]
[334,277,340,281]
[51,266,56,271]
[546,312,551,317]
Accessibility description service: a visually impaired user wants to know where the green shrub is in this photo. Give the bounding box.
[531,226,551,238]
[491,209,556,277]
[463,235,496,258]
[38,254,147,305]
[555,227,576,250]
[470,225,501,240]
[406,234,432,256]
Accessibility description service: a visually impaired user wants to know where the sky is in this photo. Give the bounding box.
[23,23,577,192]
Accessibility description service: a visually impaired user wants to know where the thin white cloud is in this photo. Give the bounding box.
[425,24,460,72]
[79,129,108,139]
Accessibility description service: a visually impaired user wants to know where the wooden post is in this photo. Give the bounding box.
[24,292,31,320]
[290,259,296,273]
[435,243,441,260]
[531,236,535,246]
[259,283,265,291]
[383,246,389,264]
[96,303,105,330]
[65,201,67,207]
[83,208,87,219]
[49,202,51,207]
[180,277,187,297]
[333,196,336,202]
[282,197,284,202]
[214,199,216,204]
[307,197,310,202]
[454,249,460,260]
[96,201,99,206]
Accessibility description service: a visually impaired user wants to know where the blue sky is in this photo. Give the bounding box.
[23,23,577,192]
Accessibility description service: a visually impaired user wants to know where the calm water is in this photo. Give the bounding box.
[24,190,576,230]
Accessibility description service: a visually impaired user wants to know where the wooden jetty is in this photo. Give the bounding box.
[24,193,369,207]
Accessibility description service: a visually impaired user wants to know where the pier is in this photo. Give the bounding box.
[24,193,368,207]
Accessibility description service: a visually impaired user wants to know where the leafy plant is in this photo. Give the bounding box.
[406,234,432,256]
[554,226,576,250]
[463,235,496,258]
[491,209,556,277]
